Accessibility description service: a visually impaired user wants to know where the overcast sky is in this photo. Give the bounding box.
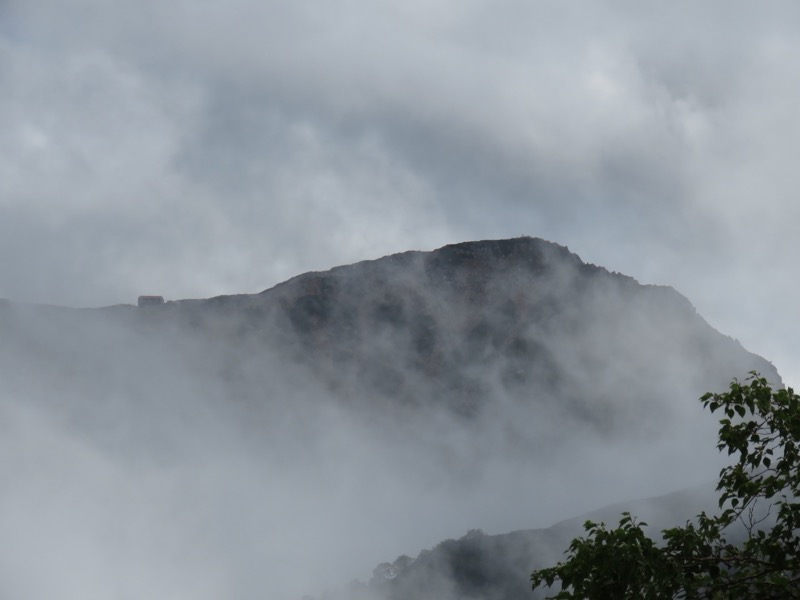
[1,0,798,384]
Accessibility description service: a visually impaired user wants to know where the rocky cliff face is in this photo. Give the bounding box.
[112,237,777,428]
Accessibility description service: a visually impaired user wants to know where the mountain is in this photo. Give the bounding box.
[0,237,780,599]
[123,237,777,437]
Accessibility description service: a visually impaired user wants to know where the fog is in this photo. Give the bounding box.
[0,240,779,598]
[0,353,712,598]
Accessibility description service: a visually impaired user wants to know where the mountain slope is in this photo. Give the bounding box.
[323,485,721,600]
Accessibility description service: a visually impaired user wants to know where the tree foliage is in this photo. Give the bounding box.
[531,374,800,599]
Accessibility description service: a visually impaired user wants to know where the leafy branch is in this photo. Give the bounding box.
[532,374,800,599]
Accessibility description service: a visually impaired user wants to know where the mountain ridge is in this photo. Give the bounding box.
[0,236,779,429]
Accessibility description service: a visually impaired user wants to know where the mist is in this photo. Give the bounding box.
[0,239,779,598]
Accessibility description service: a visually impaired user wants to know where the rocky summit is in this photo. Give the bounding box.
[119,237,777,423]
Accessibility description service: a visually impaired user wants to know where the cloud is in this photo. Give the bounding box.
[3,0,800,387]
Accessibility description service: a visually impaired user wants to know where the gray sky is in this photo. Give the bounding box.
[2,0,799,384]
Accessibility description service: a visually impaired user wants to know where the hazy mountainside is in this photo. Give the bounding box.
[0,237,775,458]
[0,238,781,599]
[180,236,776,397]
[1,237,776,415]
[321,486,721,600]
